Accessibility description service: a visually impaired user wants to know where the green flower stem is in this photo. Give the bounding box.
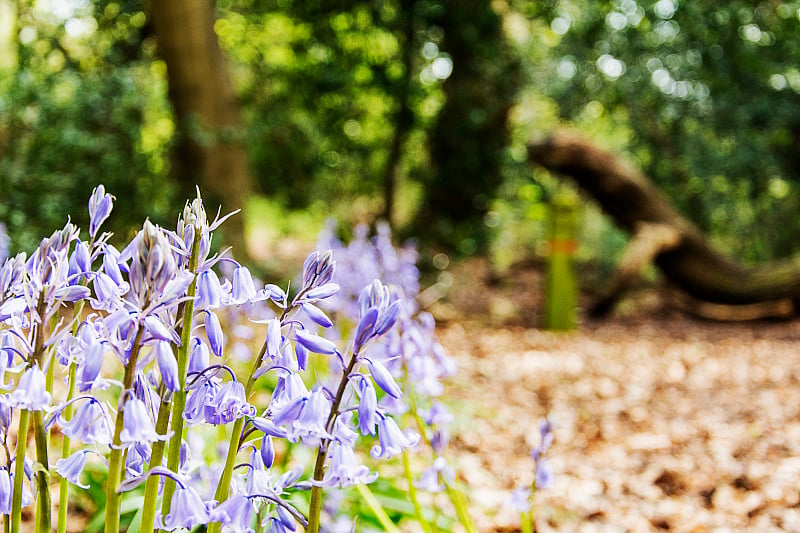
[55,362,77,533]
[10,409,29,533]
[32,411,51,533]
[207,338,270,533]
[444,480,477,533]
[31,296,51,533]
[158,230,201,522]
[138,393,172,533]
[307,349,361,533]
[402,451,431,533]
[354,483,401,533]
[520,511,533,533]
[104,326,145,533]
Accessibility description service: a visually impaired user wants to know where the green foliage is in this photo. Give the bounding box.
[0,1,178,252]
[529,0,800,261]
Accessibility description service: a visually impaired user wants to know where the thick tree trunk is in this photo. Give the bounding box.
[149,0,250,256]
[528,133,800,310]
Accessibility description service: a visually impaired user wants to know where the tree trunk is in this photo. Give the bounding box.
[149,0,250,256]
[528,133,800,310]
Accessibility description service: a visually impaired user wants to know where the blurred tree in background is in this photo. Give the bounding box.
[2,0,800,266]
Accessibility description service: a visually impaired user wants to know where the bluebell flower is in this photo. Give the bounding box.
[287,389,332,445]
[76,340,105,392]
[203,381,255,425]
[184,380,219,426]
[367,359,402,399]
[188,337,210,375]
[59,397,113,445]
[54,450,91,489]
[415,457,454,493]
[205,311,224,357]
[228,265,265,305]
[293,329,337,356]
[9,365,51,411]
[261,434,275,469]
[356,377,379,436]
[119,397,165,446]
[68,241,91,283]
[102,245,126,286]
[158,483,213,531]
[353,307,378,353]
[300,303,333,328]
[143,314,181,345]
[321,442,377,488]
[0,468,10,514]
[125,442,152,477]
[154,341,179,392]
[210,493,254,533]
[509,486,532,513]
[196,269,224,310]
[369,416,419,459]
[535,458,554,489]
[88,184,114,238]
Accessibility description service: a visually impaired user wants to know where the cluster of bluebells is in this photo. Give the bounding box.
[0,186,433,533]
[316,221,457,494]
[510,418,555,514]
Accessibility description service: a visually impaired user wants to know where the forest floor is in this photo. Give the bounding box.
[432,258,800,532]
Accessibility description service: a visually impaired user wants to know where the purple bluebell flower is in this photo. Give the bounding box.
[353,307,378,353]
[322,442,377,488]
[367,359,402,399]
[535,458,554,489]
[188,337,210,375]
[205,311,224,357]
[245,443,272,495]
[369,416,419,459]
[158,483,213,531]
[119,397,164,446]
[59,398,113,445]
[76,340,105,392]
[68,241,91,283]
[509,486,532,513]
[102,245,126,286]
[356,377,379,436]
[184,380,219,426]
[126,442,152,477]
[261,434,275,469]
[203,381,254,425]
[293,329,337,356]
[196,269,224,309]
[301,303,333,328]
[54,450,91,489]
[91,271,125,311]
[154,341,179,392]
[9,365,51,411]
[289,389,332,445]
[211,493,254,533]
[0,468,10,514]
[143,314,181,345]
[415,456,454,493]
[229,266,260,305]
[88,184,114,238]
[0,396,11,435]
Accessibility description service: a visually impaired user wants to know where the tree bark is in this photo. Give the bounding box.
[149,0,250,256]
[528,133,800,310]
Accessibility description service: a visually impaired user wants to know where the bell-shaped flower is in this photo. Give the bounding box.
[68,241,91,283]
[155,270,195,308]
[293,329,337,356]
[535,457,554,489]
[119,397,164,446]
[367,359,402,399]
[154,341,179,392]
[187,338,210,375]
[414,456,454,493]
[195,269,224,310]
[203,381,255,425]
[210,494,254,533]
[158,483,213,531]
[261,434,275,469]
[300,303,333,328]
[229,266,260,305]
[9,365,51,411]
[76,340,105,393]
[373,300,403,336]
[370,416,419,459]
[0,468,10,514]
[54,450,91,489]
[184,380,219,426]
[60,398,113,445]
[0,397,11,435]
[276,505,298,532]
[245,445,272,496]
[357,378,379,436]
[126,442,152,477]
[289,389,332,445]
[204,311,224,357]
[88,184,114,238]
[322,442,378,488]
[354,307,378,353]
[294,342,308,372]
[102,245,126,286]
[144,315,181,345]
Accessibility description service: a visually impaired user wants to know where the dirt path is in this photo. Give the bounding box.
[440,316,800,532]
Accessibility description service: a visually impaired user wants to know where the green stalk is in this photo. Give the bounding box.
[55,362,77,533]
[207,339,269,533]
[354,484,401,533]
[444,480,477,533]
[104,326,144,533]
[520,511,533,533]
[30,297,51,533]
[402,451,431,533]
[306,350,361,533]
[138,394,171,533]
[158,230,201,520]
[9,410,29,533]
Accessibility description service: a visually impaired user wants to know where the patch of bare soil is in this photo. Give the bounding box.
[436,259,800,532]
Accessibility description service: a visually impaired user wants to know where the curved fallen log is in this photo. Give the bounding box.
[528,133,800,312]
